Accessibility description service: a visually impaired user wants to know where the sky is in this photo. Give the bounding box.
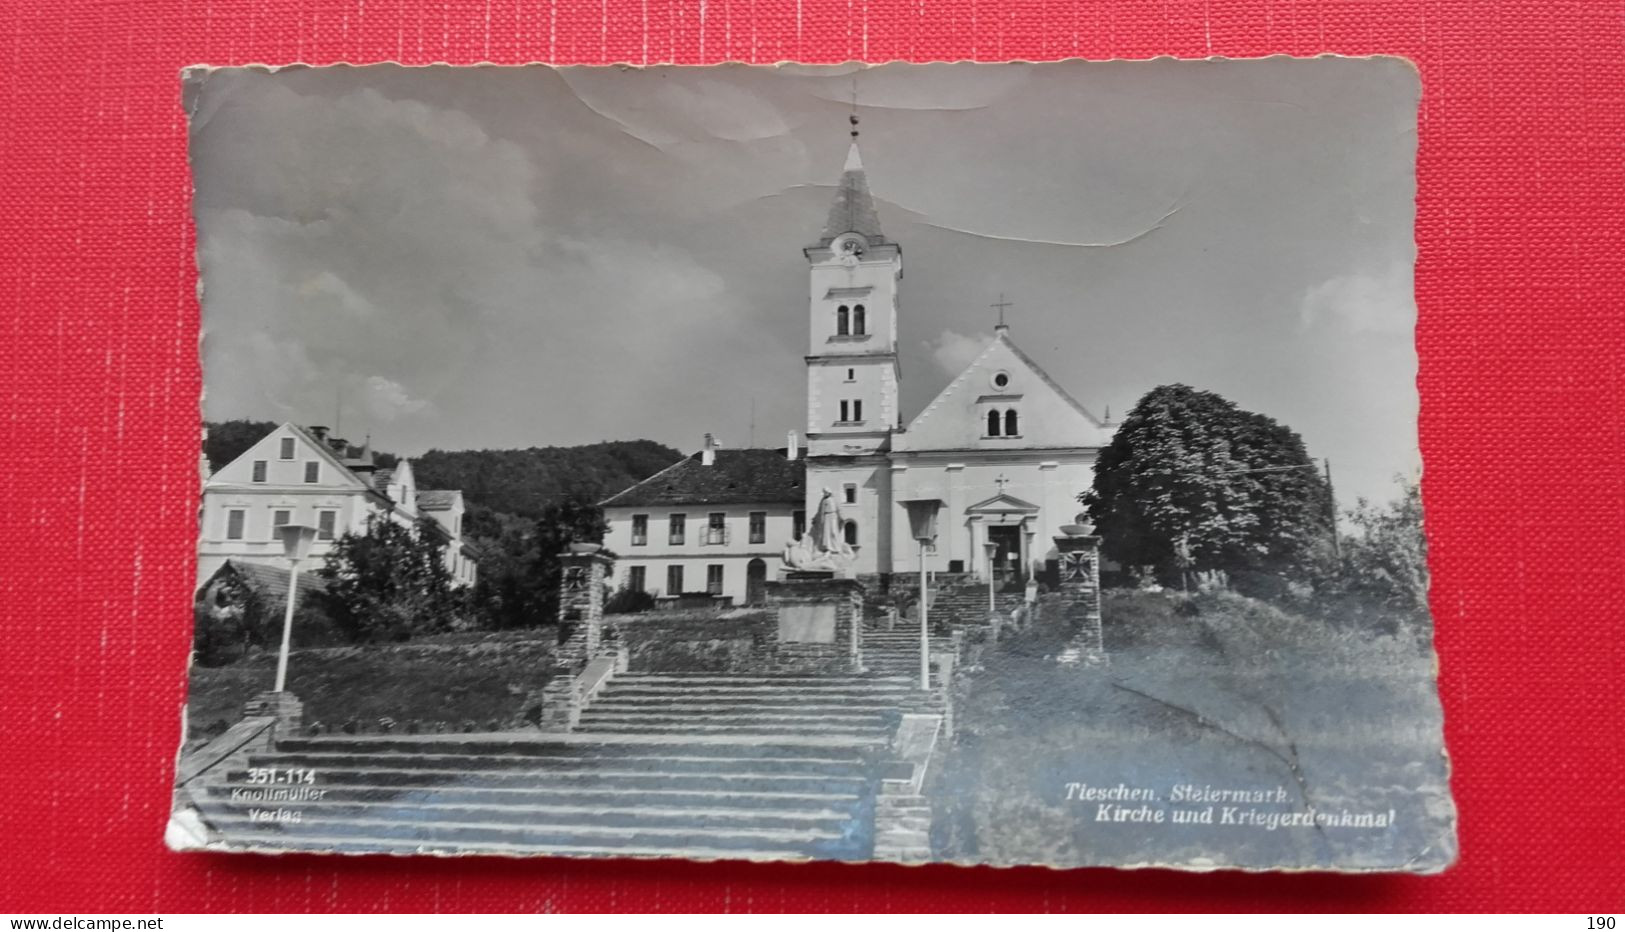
[188,58,1422,507]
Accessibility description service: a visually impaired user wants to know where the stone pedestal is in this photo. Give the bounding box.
[1053,534,1107,664]
[765,573,865,673]
[245,690,303,738]
[557,545,614,667]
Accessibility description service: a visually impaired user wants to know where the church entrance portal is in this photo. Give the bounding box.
[987,524,1022,585]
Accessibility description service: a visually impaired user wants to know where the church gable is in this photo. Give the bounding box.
[897,332,1109,452]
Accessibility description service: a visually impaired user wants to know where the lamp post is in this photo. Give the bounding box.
[983,539,999,612]
[273,523,318,693]
[899,498,943,691]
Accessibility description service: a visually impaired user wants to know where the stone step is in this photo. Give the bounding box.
[250,750,870,777]
[602,682,917,695]
[218,831,828,862]
[572,722,889,742]
[578,709,889,725]
[203,797,859,831]
[612,674,912,686]
[222,766,871,794]
[201,812,855,855]
[585,698,907,714]
[205,783,864,810]
[274,736,872,758]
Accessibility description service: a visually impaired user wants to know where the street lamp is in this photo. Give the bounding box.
[273,523,318,693]
[899,498,943,691]
[983,539,999,612]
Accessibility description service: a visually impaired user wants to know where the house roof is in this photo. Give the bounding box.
[817,141,886,246]
[201,559,331,616]
[416,490,460,510]
[600,449,806,508]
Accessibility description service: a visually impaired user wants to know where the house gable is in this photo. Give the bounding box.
[896,332,1111,453]
[207,423,373,492]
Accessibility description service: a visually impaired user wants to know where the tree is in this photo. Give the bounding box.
[1338,478,1428,615]
[192,571,276,665]
[317,516,462,642]
[467,494,609,630]
[1084,384,1332,583]
[203,419,279,474]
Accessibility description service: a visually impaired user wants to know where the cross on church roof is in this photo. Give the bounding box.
[991,293,1013,331]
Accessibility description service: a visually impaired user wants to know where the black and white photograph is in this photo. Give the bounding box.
[169,58,1456,872]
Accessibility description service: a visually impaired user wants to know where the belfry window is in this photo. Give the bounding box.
[1004,409,1020,435]
[844,520,859,546]
[987,409,1002,437]
[852,304,866,335]
[836,305,850,336]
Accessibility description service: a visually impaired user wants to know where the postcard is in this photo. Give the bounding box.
[169,58,1456,872]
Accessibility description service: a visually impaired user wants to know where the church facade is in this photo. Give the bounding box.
[602,128,1113,595]
[800,132,1114,584]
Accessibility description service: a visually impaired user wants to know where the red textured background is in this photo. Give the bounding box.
[2,0,1622,913]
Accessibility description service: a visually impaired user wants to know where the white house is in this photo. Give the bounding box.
[197,423,478,589]
[601,436,805,606]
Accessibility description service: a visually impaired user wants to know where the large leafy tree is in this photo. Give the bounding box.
[470,493,609,630]
[1338,478,1428,614]
[318,516,462,642]
[1084,384,1332,582]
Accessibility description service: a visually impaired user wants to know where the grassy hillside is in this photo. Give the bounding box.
[183,629,560,748]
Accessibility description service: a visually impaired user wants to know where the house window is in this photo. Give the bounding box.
[317,510,337,541]
[852,399,863,422]
[706,512,727,545]
[839,400,850,423]
[666,565,684,595]
[270,509,291,538]
[225,509,245,541]
[1005,409,1020,435]
[853,304,866,335]
[251,460,267,483]
[836,305,850,336]
[279,437,295,460]
[844,520,859,546]
[793,510,806,539]
[628,566,646,593]
[843,483,857,505]
[303,461,320,483]
[845,368,856,382]
[668,514,686,545]
[706,564,724,595]
[749,511,766,544]
[631,514,648,546]
[987,409,1002,437]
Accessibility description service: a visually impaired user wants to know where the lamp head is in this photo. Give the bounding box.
[276,523,319,563]
[898,498,944,544]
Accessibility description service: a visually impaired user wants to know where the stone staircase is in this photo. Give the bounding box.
[187,672,929,862]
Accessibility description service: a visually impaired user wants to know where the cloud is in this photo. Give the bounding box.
[1299,260,1414,335]
[925,329,989,377]
[360,376,432,422]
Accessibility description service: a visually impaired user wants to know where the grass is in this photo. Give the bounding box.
[183,628,560,748]
[932,588,1455,872]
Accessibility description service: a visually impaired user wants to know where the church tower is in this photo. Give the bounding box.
[803,116,902,458]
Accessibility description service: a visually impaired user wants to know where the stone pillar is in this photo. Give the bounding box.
[765,572,866,673]
[1053,534,1106,663]
[557,544,614,666]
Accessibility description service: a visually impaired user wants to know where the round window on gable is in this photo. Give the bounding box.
[991,370,1012,390]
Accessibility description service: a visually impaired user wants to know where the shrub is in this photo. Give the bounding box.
[605,585,656,614]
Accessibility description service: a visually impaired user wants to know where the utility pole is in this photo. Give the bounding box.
[1324,458,1341,560]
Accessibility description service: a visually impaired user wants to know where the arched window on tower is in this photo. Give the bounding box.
[836,305,850,336]
[844,520,859,546]
[852,304,866,335]
[1005,409,1020,436]
[987,409,1002,437]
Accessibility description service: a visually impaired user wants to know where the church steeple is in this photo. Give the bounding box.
[802,113,902,458]
[817,116,885,246]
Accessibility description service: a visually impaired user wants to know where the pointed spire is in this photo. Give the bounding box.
[818,112,885,246]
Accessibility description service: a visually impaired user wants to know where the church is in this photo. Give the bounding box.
[602,121,1115,600]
